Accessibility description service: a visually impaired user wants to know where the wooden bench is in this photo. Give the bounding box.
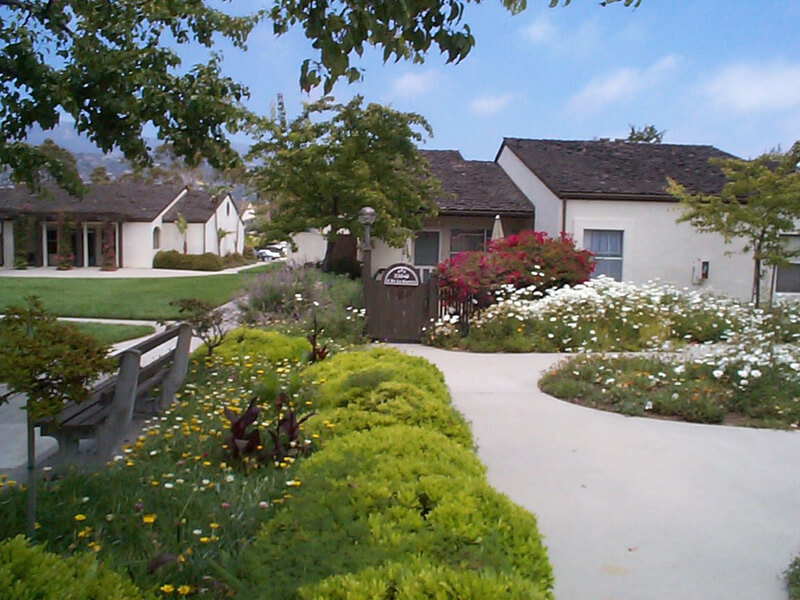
[39,323,192,466]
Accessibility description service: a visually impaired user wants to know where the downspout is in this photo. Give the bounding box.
[561,198,568,234]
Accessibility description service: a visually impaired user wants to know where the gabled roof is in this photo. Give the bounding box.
[500,138,737,200]
[0,182,186,221]
[163,189,237,223]
[421,149,533,216]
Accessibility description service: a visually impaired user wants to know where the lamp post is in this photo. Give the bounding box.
[358,206,376,280]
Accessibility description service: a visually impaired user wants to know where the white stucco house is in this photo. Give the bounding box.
[495,138,767,301]
[0,182,245,269]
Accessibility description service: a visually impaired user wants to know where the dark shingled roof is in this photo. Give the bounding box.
[421,149,533,216]
[0,182,186,221]
[163,189,234,223]
[501,138,737,200]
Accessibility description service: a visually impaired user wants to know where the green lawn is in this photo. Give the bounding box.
[0,267,274,320]
[71,322,156,345]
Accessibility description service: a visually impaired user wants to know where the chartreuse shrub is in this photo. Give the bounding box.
[211,327,311,367]
[298,559,548,599]
[0,536,145,599]
[240,426,553,600]
[302,347,448,407]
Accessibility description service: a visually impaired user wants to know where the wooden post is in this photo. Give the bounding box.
[95,349,141,463]
[159,323,192,410]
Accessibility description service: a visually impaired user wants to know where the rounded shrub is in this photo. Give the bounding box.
[214,327,311,366]
[153,250,224,271]
[298,559,551,599]
[0,536,145,600]
[242,426,552,600]
[303,347,448,408]
[306,380,473,448]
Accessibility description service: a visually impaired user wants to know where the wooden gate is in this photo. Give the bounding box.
[364,264,438,342]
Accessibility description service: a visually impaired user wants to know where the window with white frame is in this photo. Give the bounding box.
[775,235,800,293]
[584,229,623,281]
[414,231,440,266]
[449,229,488,258]
[153,227,161,249]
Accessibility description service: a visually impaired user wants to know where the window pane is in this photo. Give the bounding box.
[414,231,440,266]
[450,229,487,257]
[777,263,800,293]
[585,229,623,281]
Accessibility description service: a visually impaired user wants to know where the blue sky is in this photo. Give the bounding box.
[214,0,800,161]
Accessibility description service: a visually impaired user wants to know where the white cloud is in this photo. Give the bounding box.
[391,71,438,98]
[470,93,516,116]
[704,61,800,113]
[521,15,557,44]
[567,54,680,114]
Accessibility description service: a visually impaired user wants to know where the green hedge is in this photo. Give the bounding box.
[212,327,311,366]
[299,560,550,600]
[0,536,146,600]
[241,424,553,599]
[153,250,224,271]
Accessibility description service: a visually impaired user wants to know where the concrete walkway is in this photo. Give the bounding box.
[0,263,267,278]
[396,344,800,600]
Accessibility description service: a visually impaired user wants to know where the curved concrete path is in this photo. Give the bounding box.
[397,344,800,600]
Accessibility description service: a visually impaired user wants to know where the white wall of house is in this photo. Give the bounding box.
[210,195,244,255]
[287,230,328,265]
[565,199,754,299]
[122,222,157,268]
[497,146,561,234]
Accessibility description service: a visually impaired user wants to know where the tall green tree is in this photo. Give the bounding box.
[247,96,440,267]
[1,1,640,194]
[667,143,800,307]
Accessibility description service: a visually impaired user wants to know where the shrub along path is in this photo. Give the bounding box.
[395,344,800,600]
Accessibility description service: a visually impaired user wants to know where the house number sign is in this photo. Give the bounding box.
[383,264,420,287]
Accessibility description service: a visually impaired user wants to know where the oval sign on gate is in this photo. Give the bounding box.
[383,264,420,287]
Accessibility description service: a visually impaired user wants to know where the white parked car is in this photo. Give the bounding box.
[256,246,284,261]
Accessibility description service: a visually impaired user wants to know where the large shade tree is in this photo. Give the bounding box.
[668,143,800,307]
[247,95,440,267]
[1,0,641,194]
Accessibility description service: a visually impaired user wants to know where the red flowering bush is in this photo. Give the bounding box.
[436,231,594,305]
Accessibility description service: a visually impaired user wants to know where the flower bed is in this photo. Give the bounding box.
[0,338,554,598]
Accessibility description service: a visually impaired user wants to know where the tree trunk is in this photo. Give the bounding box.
[752,257,762,307]
[26,410,36,539]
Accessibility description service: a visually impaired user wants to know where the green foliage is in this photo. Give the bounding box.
[153,250,224,271]
[0,297,113,420]
[787,556,800,600]
[214,327,311,369]
[626,124,665,143]
[0,536,145,600]
[247,95,439,250]
[668,143,800,306]
[298,559,549,599]
[303,347,449,408]
[306,380,473,448]
[170,297,226,356]
[241,426,553,599]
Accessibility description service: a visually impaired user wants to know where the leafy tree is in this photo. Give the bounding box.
[247,96,440,268]
[89,166,112,185]
[0,297,113,537]
[168,298,226,357]
[2,1,640,194]
[668,143,800,307]
[627,124,665,143]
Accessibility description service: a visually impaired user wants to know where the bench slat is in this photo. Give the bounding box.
[130,326,180,355]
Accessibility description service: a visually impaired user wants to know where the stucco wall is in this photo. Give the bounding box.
[122,222,156,268]
[497,145,561,234]
[566,199,754,299]
[211,195,244,255]
[287,230,328,265]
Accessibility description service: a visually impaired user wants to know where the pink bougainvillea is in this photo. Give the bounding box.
[436,230,594,305]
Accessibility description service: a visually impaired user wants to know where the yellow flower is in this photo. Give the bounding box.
[142,514,157,524]
[160,583,175,593]
[88,542,101,552]
[177,585,193,595]
[74,514,86,522]
[199,536,210,543]
[209,522,220,530]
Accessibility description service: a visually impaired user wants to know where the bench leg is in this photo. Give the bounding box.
[52,434,81,467]
[159,323,192,411]
[95,349,141,464]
